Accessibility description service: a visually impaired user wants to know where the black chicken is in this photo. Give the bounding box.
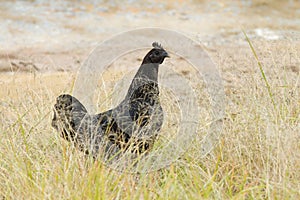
[52,42,169,160]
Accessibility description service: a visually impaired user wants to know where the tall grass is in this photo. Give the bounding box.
[0,36,299,199]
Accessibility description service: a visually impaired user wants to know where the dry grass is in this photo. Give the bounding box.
[0,37,299,199]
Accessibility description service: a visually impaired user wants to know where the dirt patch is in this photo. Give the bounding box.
[0,0,299,73]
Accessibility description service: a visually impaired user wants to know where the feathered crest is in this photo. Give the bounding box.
[152,42,164,50]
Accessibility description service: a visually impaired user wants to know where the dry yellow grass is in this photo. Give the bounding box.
[0,37,299,199]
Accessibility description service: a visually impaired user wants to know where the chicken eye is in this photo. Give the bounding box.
[154,51,160,55]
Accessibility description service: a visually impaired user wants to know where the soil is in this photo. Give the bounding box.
[0,0,299,73]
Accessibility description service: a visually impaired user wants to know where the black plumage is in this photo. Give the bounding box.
[52,42,169,159]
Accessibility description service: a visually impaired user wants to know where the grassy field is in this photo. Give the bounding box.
[0,35,299,199]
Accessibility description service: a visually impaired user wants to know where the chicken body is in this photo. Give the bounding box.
[52,42,169,159]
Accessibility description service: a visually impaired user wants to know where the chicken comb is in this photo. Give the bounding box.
[152,42,164,49]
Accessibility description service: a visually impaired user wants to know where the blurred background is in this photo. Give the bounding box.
[0,0,299,72]
[0,2,299,199]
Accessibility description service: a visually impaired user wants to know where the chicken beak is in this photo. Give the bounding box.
[164,51,170,58]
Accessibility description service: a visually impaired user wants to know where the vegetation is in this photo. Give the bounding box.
[0,35,299,199]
